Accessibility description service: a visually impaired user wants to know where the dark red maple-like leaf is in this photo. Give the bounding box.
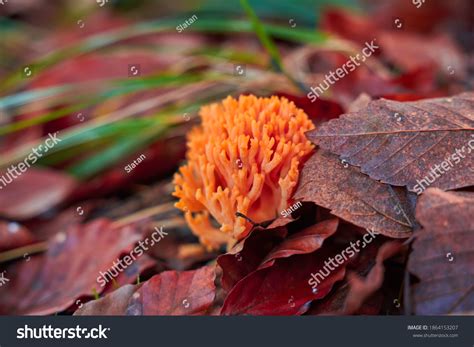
[408,188,474,314]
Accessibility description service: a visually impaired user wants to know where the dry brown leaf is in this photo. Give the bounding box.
[408,188,474,314]
[294,150,416,238]
[309,92,474,194]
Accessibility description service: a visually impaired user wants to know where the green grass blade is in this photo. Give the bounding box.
[239,0,284,72]
[68,124,166,179]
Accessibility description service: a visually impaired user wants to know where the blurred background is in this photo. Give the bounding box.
[0,0,472,315]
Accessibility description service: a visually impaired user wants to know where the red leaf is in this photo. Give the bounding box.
[0,219,146,315]
[0,222,36,252]
[221,220,343,315]
[74,284,138,316]
[343,240,403,314]
[379,32,466,75]
[221,248,346,316]
[261,219,339,266]
[126,266,216,315]
[217,226,287,292]
[102,254,158,296]
[0,168,76,220]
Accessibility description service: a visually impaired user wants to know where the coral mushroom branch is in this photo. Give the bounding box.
[173,95,315,249]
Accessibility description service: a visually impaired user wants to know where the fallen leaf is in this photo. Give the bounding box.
[261,219,339,266]
[0,219,146,315]
[0,222,36,252]
[343,240,403,314]
[379,32,466,76]
[408,188,474,314]
[220,246,346,316]
[217,226,287,292]
[74,284,138,316]
[0,168,76,220]
[102,254,159,295]
[294,150,416,237]
[221,219,341,315]
[309,92,474,194]
[125,265,216,315]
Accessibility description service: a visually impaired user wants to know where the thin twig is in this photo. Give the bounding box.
[111,201,177,228]
[0,242,48,264]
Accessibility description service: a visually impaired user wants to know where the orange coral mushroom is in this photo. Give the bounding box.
[173,95,315,250]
